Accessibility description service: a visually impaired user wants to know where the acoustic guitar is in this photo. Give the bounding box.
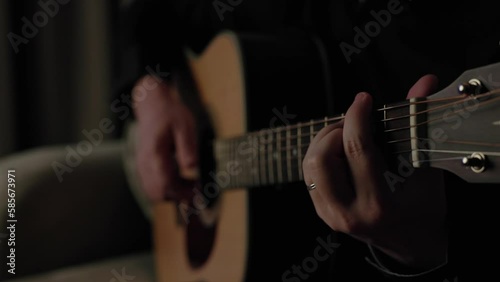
[152,31,500,281]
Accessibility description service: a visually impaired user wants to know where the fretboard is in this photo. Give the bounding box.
[212,99,418,190]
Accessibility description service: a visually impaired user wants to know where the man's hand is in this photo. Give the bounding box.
[302,75,448,270]
[133,75,198,203]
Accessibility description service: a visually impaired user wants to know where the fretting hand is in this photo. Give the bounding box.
[302,75,448,270]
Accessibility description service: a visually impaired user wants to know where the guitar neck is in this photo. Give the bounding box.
[213,98,417,190]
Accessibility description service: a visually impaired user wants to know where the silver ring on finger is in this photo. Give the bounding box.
[307,183,317,191]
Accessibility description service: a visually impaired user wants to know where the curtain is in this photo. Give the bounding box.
[0,0,15,156]
[0,0,114,157]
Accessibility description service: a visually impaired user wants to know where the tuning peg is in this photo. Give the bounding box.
[462,152,486,173]
[458,79,482,96]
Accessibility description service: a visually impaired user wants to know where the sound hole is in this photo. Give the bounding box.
[186,202,219,268]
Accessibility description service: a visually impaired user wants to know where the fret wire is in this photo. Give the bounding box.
[286,126,292,182]
[310,120,314,142]
[235,138,240,187]
[247,136,251,187]
[252,136,259,187]
[247,137,252,186]
[259,131,267,186]
[239,138,245,187]
[233,140,238,187]
[236,140,240,187]
[243,138,247,187]
[252,136,257,186]
[243,138,248,187]
[297,123,303,181]
[268,130,274,185]
[236,139,240,187]
[248,137,253,187]
[277,129,283,184]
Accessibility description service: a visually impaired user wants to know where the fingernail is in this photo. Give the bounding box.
[355,92,367,102]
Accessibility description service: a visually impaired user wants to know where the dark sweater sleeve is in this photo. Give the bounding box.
[365,243,457,281]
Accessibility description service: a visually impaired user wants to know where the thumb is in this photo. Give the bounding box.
[407,74,439,99]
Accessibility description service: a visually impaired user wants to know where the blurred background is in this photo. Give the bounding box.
[1,0,117,155]
[0,0,310,281]
[0,1,155,280]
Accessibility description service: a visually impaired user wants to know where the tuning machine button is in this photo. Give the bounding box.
[462,152,487,173]
[458,79,483,96]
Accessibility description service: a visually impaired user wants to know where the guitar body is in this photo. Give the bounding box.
[153,31,335,281]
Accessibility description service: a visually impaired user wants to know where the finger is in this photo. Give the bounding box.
[407,74,439,99]
[173,106,199,180]
[136,125,178,201]
[343,92,382,199]
[303,122,344,186]
[310,120,344,143]
[132,76,173,121]
[139,123,196,202]
[303,127,353,229]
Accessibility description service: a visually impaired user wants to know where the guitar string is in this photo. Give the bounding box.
[217,136,500,162]
[392,149,500,158]
[375,95,469,111]
[217,137,500,154]
[215,92,500,154]
[414,157,464,163]
[219,153,487,187]
[218,153,491,187]
[218,89,500,146]
[381,94,476,123]
[221,148,498,186]
[218,133,499,185]
[387,137,500,148]
[232,89,500,139]
[218,133,500,184]
[217,95,467,144]
[384,93,500,133]
[217,137,500,163]
[219,138,500,161]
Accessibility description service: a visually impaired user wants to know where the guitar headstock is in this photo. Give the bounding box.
[417,62,500,183]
